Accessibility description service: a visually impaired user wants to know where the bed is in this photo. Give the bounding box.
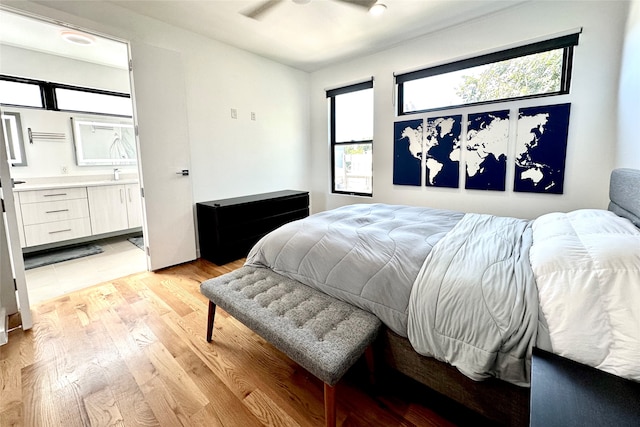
[240,168,640,425]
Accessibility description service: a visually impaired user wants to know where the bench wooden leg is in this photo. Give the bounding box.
[324,383,336,427]
[206,301,216,342]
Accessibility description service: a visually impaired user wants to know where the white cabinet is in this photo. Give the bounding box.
[87,183,142,235]
[18,187,92,247]
[87,185,129,235]
[16,182,142,248]
[125,183,143,228]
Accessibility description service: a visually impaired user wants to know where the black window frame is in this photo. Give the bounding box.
[0,74,131,118]
[327,79,374,197]
[396,33,580,115]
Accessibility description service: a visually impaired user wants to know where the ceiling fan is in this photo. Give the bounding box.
[242,0,384,20]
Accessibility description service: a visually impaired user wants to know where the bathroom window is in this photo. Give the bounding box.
[0,79,43,108]
[0,75,131,117]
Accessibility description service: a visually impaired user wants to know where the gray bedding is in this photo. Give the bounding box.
[243,169,640,386]
[407,213,538,386]
[245,203,463,336]
[246,203,540,385]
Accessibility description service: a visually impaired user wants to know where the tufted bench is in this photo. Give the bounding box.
[200,266,382,427]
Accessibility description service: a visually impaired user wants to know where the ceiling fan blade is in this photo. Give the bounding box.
[242,0,284,20]
[333,0,378,10]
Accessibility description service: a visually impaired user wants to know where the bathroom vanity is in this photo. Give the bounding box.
[13,178,142,249]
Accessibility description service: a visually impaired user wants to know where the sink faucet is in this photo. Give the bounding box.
[113,168,120,181]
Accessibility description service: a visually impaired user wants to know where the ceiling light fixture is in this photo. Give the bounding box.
[369,3,387,16]
[60,30,95,46]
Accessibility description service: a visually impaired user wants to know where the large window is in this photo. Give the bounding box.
[396,33,580,115]
[0,75,131,117]
[328,80,374,196]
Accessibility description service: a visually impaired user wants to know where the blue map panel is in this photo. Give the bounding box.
[424,115,461,188]
[393,119,423,186]
[465,110,510,191]
[514,103,571,194]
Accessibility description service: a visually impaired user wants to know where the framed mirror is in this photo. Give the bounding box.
[1,112,27,166]
[71,116,136,166]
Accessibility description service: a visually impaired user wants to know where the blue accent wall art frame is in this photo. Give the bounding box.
[514,103,571,194]
[465,110,510,191]
[393,119,423,186]
[424,115,461,188]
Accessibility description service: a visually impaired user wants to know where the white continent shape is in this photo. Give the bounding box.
[466,116,509,178]
[402,125,423,160]
[516,113,550,184]
[425,158,444,185]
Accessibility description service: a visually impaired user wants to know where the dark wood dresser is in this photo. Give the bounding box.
[196,190,309,265]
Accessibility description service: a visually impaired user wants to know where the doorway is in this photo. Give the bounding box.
[0,9,147,305]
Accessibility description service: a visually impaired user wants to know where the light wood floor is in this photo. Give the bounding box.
[0,258,485,427]
[25,235,146,304]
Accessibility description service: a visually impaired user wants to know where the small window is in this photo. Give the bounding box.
[327,80,374,196]
[397,33,580,115]
[0,79,43,108]
[56,88,132,116]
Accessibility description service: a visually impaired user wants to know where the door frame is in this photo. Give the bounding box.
[0,7,150,327]
[0,106,32,331]
[2,6,199,274]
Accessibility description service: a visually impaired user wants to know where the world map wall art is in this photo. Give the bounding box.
[465,110,509,191]
[514,103,571,194]
[392,103,571,194]
[394,115,461,188]
[393,119,423,186]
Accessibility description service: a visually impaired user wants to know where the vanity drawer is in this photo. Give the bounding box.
[21,199,90,226]
[19,187,88,204]
[23,218,92,247]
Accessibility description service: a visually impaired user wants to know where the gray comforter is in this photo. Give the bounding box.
[246,204,539,385]
[246,203,463,336]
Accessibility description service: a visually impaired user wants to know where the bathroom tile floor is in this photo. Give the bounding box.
[25,235,147,305]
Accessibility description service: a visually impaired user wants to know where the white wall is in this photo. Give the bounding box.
[181,36,310,202]
[4,0,310,203]
[618,0,640,169]
[310,1,629,218]
[0,44,130,92]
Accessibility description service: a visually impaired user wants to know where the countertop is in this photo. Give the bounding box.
[13,178,139,192]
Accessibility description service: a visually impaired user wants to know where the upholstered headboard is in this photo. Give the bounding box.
[608,168,640,228]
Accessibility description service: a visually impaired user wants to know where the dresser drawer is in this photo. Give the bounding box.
[19,187,87,204]
[21,199,90,226]
[197,190,309,265]
[215,193,309,223]
[217,208,308,241]
[23,218,92,247]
